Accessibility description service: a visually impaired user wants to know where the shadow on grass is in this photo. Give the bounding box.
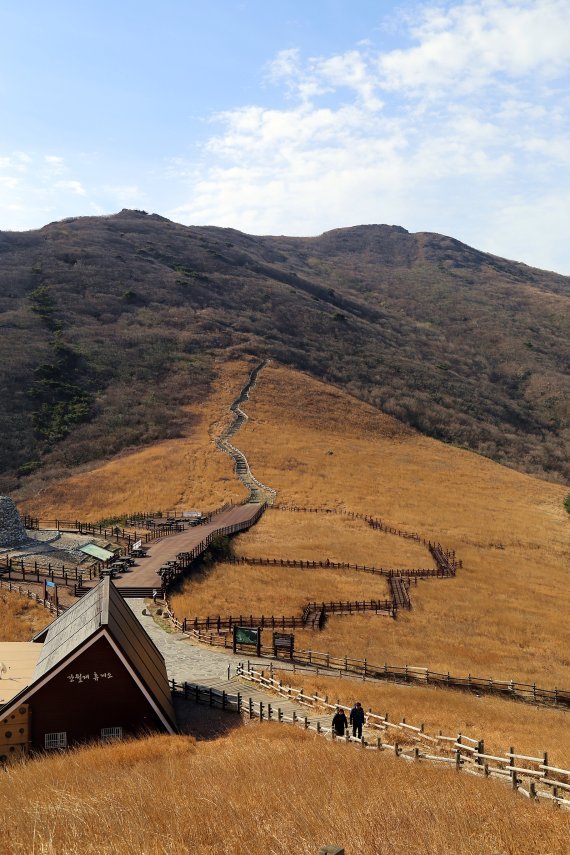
[173,695,244,741]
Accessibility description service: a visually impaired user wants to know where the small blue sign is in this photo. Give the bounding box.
[46,580,55,588]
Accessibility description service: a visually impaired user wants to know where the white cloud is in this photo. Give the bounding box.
[477,190,570,273]
[0,154,88,228]
[381,0,570,95]
[44,155,66,174]
[56,179,87,196]
[168,0,570,272]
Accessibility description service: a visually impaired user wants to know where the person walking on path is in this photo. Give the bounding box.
[350,702,365,739]
[332,707,348,737]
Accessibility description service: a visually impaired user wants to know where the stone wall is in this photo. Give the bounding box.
[0,497,28,548]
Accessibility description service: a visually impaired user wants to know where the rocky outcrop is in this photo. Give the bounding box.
[0,497,28,548]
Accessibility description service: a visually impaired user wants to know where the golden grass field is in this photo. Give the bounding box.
[171,558,393,618]
[0,588,51,641]
[226,362,570,687]
[269,668,570,767]
[6,357,568,854]
[1,725,568,855]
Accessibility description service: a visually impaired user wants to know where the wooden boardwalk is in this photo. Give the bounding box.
[81,504,263,592]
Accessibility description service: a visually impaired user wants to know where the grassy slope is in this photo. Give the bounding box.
[19,358,569,686]
[1,726,568,855]
[19,359,250,519]
[4,359,569,853]
[0,589,52,641]
[232,363,568,685]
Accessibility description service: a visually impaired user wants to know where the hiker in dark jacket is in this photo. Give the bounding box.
[331,708,348,736]
[349,702,365,738]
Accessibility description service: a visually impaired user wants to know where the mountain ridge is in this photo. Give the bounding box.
[0,210,567,493]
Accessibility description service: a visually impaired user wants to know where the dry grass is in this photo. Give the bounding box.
[0,589,52,641]
[1,725,568,854]
[229,363,570,686]
[4,359,569,853]
[269,669,570,767]
[235,511,432,566]
[18,359,253,521]
[170,560,392,619]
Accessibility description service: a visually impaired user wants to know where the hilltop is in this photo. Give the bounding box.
[0,209,568,494]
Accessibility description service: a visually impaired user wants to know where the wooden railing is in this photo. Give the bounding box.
[236,664,570,809]
[226,555,446,578]
[170,679,242,713]
[21,501,236,552]
[165,614,569,708]
[166,595,395,634]
[0,578,66,616]
[270,505,462,573]
[0,556,98,585]
[157,503,267,589]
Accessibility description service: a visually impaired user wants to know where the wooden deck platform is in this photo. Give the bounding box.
[81,504,263,592]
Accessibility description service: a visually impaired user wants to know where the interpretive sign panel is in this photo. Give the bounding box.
[233,626,261,655]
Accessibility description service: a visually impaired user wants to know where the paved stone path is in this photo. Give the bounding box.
[128,598,338,731]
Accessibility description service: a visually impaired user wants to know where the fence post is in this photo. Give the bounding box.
[476,739,484,766]
[510,746,517,789]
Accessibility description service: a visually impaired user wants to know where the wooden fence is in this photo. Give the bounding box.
[235,664,570,809]
[0,578,65,616]
[170,680,242,712]
[227,555,447,579]
[21,501,235,552]
[4,501,246,594]
[1,556,98,585]
[157,504,267,589]
[172,597,395,633]
[163,609,569,708]
[270,505,462,574]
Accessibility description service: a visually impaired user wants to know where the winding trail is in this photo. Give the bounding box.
[216,361,277,505]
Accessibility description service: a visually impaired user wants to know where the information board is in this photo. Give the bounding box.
[233,626,261,654]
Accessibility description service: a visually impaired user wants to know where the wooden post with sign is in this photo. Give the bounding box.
[45,579,58,611]
[273,632,294,658]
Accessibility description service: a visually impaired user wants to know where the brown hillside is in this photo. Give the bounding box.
[1,211,568,495]
[26,358,569,687]
[168,361,569,685]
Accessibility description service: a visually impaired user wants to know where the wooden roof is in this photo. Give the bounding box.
[1,578,176,732]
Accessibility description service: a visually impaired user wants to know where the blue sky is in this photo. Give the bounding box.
[1,0,570,273]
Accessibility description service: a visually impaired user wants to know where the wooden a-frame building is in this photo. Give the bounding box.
[0,577,176,759]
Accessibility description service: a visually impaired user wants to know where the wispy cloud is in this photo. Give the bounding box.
[168,0,570,272]
[380,0,570,94]
[0,154,145,229]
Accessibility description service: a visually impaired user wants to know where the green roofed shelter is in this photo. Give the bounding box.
[80,543,116,561]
